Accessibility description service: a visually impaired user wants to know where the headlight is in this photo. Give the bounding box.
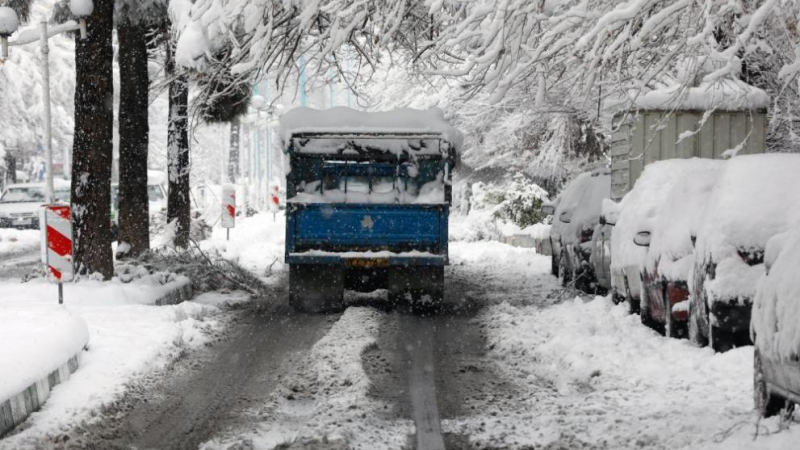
[0,211,9,219]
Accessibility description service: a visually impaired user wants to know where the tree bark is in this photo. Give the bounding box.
[117,20,150,258]
[165,39,191,248]
[71,0,114,279]
[228,117,240,183]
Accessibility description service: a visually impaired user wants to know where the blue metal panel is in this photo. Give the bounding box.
[286,254,447,266]
[292,204,442,250]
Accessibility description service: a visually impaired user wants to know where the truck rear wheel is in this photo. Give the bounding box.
[388,266,444,313]
[289,264,344,313]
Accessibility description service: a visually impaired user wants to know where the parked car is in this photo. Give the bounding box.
[551,168,611,293]
[110,175,168,238]
[640,160,723,338]
[752,228,800,416]
[0,181,70,229]
[610,159,704,315]
[689,154,800,352]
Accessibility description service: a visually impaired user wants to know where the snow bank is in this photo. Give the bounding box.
[752,227,800,360]
[0,304,88,402]
[645,160,724,281]
[0,278,225,445]
[0,228,40,254]
[635,79,770,111]
[278,106,464,153]
[201,211,286,282]
[695,154,800,303]
[445,295,799,449]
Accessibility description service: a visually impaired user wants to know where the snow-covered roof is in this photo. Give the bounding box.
[278,106,464,154]
[612,159,715,272]
[634,79,770,112]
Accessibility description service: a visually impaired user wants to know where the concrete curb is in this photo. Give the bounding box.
[0,280,193,437]
[0,350,84,437]
[153,281,194,306]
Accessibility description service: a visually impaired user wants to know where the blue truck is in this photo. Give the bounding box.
[281,108,461,312]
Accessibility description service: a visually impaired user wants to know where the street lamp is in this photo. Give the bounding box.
[69,0,93,40]
[0,6,18,58]
[3,0,93,203]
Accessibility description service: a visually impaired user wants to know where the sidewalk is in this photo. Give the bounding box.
[0,274,226,445]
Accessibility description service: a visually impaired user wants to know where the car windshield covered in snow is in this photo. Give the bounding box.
[1,186,45,203]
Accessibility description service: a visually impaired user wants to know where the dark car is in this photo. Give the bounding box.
[551,168,610,294]
[638,160,722,338]
[690,154,800,352]
[752,229,800,417]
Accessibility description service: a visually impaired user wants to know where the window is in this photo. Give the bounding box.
[1,187,45,203]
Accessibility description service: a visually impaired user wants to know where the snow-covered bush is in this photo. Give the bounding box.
[491,173,549,228]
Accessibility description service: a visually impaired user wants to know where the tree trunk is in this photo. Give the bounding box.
[116,20,150,258]
[71,0,114,279]
[165,39,191,248]
[228,117,240,183]
[4,152,16,184]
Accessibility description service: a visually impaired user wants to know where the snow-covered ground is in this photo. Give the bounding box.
[441,227,800,449]
[0,277,234,448]
[0,228,40,255]
[200,211,286,283]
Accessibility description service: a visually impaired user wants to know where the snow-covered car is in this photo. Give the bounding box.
[610,159,705,315]
[752,228,800,417]
[689,154,800,352]
[551,168,610,293]
[751,228,800,417]
[640,160,723,338]
[0,182,70,229]
[110,176,168,236]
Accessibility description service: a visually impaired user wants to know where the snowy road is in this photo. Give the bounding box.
[2,216,798,449]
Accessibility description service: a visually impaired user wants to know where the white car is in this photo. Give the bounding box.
[0,182,70,229]
[752,227,800,417]
[689,154,800,352]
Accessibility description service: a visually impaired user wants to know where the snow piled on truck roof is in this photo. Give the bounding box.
[278,106,464,153]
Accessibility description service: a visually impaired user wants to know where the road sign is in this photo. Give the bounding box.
[42,204,73,282]
[221,185,236,229]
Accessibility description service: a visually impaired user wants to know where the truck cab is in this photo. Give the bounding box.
[280,107,461,312]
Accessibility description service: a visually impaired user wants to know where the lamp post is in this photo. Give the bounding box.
[0,6,19,58]
[2,0,93,203]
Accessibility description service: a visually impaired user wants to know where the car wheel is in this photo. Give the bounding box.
[709,320,734,353]
[689,293,709,347]
[550,238,559,277]
[754,350,785,418]
[559,250,571,287]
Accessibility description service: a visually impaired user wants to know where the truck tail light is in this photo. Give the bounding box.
[580,228,594,243]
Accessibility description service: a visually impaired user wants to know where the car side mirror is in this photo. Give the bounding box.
[634,231,651,247]
[542,204,555,216]
[559,210,573,224]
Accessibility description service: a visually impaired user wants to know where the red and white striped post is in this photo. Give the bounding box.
[42,205,73,304]
[221,185,236,241]
[270,184,280,221]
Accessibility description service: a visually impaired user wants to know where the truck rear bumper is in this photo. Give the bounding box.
[287,252,448,267]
